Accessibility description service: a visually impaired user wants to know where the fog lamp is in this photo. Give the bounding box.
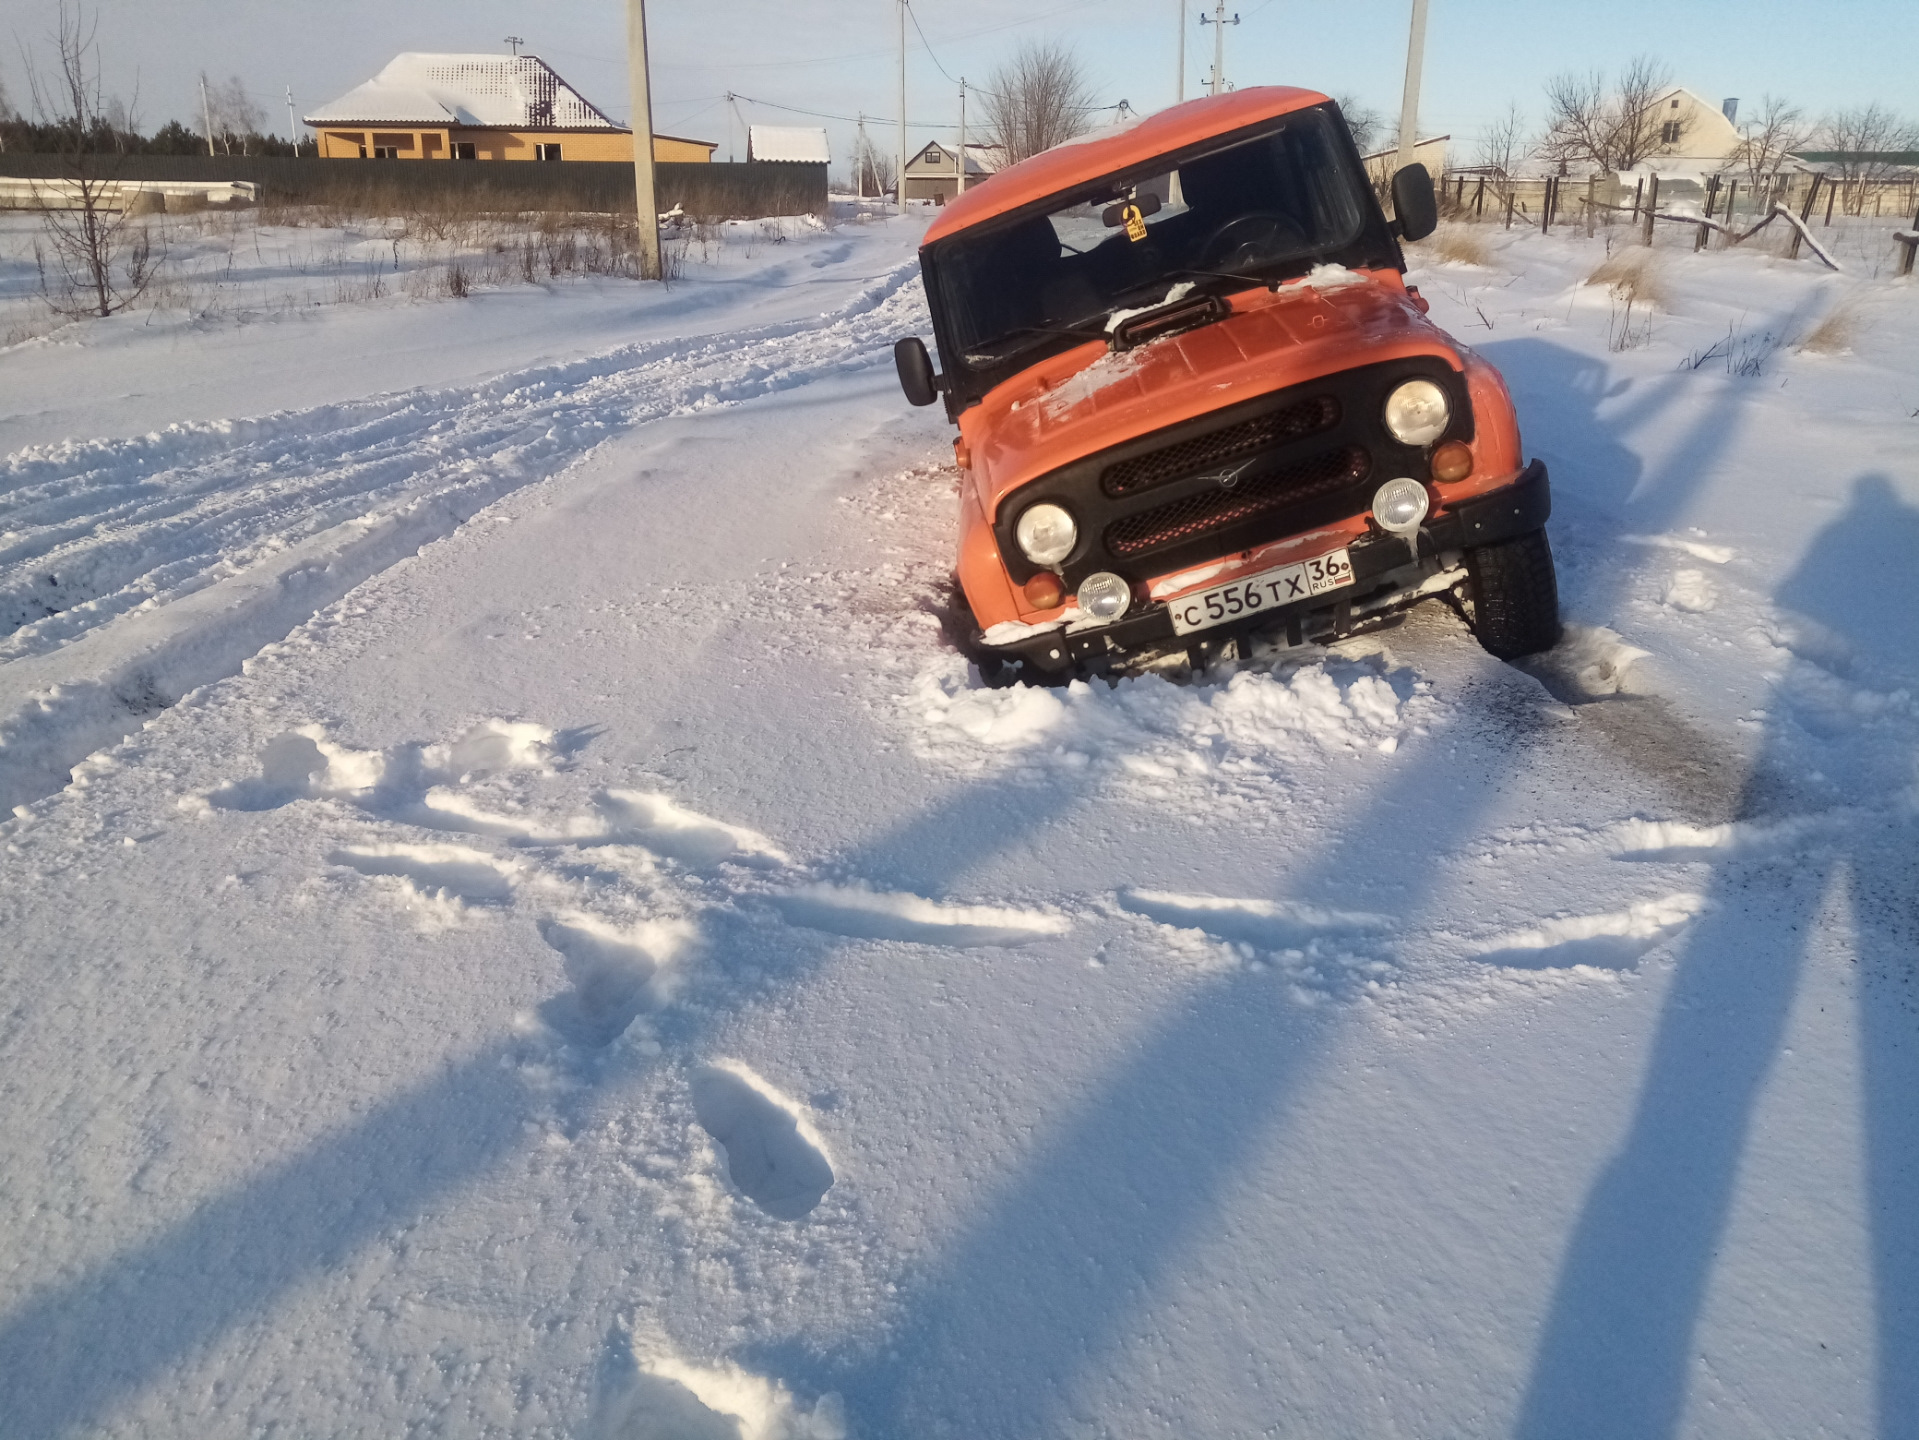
[1076,571,1132,622]
[1372,477,1431,537]
[1431,440,1474,483]
[1383,379,1451,446]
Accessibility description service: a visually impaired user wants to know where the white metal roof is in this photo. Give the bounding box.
[748,126,831,163]
[906,141,1006,176]
[305,53,619,130]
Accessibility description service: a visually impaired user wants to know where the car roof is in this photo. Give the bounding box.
[920,86,1331,247]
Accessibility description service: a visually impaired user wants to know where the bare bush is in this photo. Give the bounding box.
[1540,55,1677,173]
[1798,301,1857,355]
[980,40,1096,166]
[1418,224,1491,266]
[22,3,161,317]
[1586,247,1667,310]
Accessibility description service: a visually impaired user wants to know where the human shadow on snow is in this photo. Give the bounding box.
[1515,475,1919,1439]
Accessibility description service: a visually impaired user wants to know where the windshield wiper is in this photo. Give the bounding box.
[962,319,1110,365]
[1159,265,1288,293]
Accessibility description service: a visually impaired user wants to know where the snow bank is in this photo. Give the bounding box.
[907,649,1424,779]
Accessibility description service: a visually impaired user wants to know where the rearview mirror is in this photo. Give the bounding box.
[1391,163,1438,243]
[894,336,941,407]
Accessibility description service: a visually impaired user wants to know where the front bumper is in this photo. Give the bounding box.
[972,460,1552,674]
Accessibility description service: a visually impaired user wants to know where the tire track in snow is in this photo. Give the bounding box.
[0,263,925,815]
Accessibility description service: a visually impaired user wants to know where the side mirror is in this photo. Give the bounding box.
[894,336,942,407]
[1391,163,1438,242]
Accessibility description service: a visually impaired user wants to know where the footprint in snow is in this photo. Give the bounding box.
[329,842,520,904]
[1118,888,1391,949]
[690,1062,834,1220]
[770,883,1070,948]
[538,913,694,1048]
[1470,893,1707,970]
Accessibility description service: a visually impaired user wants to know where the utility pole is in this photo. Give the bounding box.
[957,79,968,194]
[505,35,524,56]
[1199,3,1239,97]
[623,0,663,280]
[896,0,907,214]
[1394,0,1429,174]
[200,75,215,156]
[856,113,867,197]
[1176,0,1185,103]
[285,86,297,154]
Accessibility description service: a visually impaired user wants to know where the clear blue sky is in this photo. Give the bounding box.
[1,0,1913,169]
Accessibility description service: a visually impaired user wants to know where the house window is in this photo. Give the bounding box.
[1660,121,1681,144]
[372,146,399,159]
[535,143,563,161]
[923,146,944,166]
[453,142,477,160]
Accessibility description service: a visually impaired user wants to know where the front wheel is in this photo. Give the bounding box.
[1464,528,1562,660]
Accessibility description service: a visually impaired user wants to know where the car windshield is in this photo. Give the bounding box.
[931,106,1378,378]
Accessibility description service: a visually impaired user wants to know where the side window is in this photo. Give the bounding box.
[453,142,477,160]
[536,143,563,162]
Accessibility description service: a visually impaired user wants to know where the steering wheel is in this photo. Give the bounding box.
[1199,212,1307,270]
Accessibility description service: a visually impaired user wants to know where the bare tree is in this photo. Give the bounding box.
[1817,102,1919,213]
[1474,101,1530,177]
[23,4,158,318]
[980,40,1096,166]
[201,72,262,155]
[1731,94,1807,193]
[1332,94,1384,154]
[854,131,896,199]
[1539,55,1678,173]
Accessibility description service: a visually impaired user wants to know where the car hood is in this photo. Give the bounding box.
[962,270,1461,520]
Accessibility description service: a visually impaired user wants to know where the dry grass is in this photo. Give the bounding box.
[1418,223,1492,267]
[1585,246,1668,311]
[1797,300,1858,355]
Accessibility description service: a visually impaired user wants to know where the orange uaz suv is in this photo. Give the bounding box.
[894,87,1559,682]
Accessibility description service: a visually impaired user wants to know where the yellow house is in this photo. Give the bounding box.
[304,53,716,163]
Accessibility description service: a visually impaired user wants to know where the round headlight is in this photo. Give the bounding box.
[1076,571,1132,622]
[1383,379,1451,446]
[1372,477,1430,536]
[1015,503,1077,566]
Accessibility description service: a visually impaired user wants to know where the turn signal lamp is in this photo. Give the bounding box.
[1431,441,1474,483]
[1023,572,1065,610]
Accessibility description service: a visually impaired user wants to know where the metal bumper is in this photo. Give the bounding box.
[972,460,1552,675]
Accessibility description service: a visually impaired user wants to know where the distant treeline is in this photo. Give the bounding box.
[0,118,300,158]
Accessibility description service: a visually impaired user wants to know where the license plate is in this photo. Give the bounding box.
[1165,549,1354,636]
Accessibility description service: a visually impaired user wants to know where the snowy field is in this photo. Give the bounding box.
[2,204,1917,1439]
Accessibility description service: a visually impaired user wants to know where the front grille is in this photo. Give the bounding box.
[1103,446,1371,557]
[1100,396,1341,497]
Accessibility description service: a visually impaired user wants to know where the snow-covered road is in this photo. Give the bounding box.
[2,213,1917,1440]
